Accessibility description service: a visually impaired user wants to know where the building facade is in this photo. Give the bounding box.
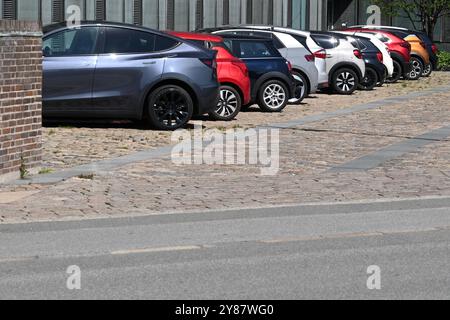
[0,0,449,45]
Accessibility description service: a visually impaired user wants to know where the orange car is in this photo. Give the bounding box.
[404,34,430,80]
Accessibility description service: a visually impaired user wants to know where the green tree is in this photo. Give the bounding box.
[374,0,450,40]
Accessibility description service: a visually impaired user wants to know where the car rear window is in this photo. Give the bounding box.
[231,40,280,58]
[311,35,340,49]
[291,34,309,49]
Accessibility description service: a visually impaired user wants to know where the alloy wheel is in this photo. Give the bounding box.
[263,84,286,109]
[407,58,423,80]
[422,63,432,77]
[336,72,356,92]
[216,89,238,118]
[153,89,190,129]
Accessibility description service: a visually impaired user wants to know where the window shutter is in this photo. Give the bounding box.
[52,0,64,22]
[287,0,293,27]
[95,0,106,21]
[222,0,229,25]
[195,0,203,30]
[246,0,252,23]
[166,0,175,30]
[2,0,17,20]
[133,0,142,25]
[267,0,274,25]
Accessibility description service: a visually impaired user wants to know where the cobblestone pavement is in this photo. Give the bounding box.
[0,73,449,223]
[40,72,449,170]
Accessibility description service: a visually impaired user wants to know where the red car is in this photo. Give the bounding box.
[345,28,411,83]
[169,31,251,121]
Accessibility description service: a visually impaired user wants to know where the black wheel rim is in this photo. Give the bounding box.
[362,70,376,88]
[153,89,190,128]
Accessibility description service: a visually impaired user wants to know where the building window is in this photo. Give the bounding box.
[195,0,203,30]
[223,0,229,25]
[167,0,175,30]
[95,0,106,20]
[3,0,17,19]
[52,0,64,22]
[133,0,142,25]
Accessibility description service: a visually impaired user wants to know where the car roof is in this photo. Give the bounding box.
[167,31,223,42]
[43,21,172,38]
[213,33,270,41]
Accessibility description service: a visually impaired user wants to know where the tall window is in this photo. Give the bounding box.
[95,0,106,20]
[2,0,17,19]
[133,0,142,25]
[52,0,64,22]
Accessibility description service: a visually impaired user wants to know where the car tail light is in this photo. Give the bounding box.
[200,58,215,68]
[432,44,439,54]
[400,42,411,50]
[305,54,315,62]
[377,52,383,63]
[231,59,249,77]
[313,49,327,59]
[287,61,293,72]
[353,49,362,59]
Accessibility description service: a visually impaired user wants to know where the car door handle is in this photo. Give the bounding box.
[143,61,157,65]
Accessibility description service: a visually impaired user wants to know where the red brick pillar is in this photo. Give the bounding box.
[0,20,43,182]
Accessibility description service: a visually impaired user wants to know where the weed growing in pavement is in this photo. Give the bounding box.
[19,156,29,180]
[39,168,54,175]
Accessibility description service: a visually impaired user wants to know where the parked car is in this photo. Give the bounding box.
[199,27,319,100]
[350,25,438,76]
[42,22,220,130]
[345,28,412,83]
[348,36,387,90]
[306,31,365,94]
[336,31,394,81]
[168,31,250,121]
[217,34,298,112]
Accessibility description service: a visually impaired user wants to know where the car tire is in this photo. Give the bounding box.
[209,85,241,121]
[292,71,309,101]
[257,80,289,112]
[147,85,194,131]
[358,67,378,91]
[405,57,423,80]
[422,63,433,77]
[386,60,402,83]
[332,68,358,95]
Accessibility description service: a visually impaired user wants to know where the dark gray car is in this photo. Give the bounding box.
[42,22,219,130]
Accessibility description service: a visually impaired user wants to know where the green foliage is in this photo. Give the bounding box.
[374,0,450,40]
[19,156,29,180]
[437,51,450,71]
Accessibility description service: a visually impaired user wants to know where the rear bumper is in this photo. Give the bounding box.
[402,60,412,74]
[196,84,220,115]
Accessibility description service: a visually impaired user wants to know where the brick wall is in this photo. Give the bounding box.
[0,20,42,182]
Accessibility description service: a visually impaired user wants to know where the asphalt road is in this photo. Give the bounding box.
[0,197,450,300]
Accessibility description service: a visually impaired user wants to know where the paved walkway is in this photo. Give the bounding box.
[0,74,449,223]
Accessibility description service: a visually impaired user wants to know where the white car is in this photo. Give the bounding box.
[201,27,319,100]
[237,27,366,95]
[337,31,394,78]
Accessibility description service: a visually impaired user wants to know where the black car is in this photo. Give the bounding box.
[349,36,387,90]
[219,34,297,112]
